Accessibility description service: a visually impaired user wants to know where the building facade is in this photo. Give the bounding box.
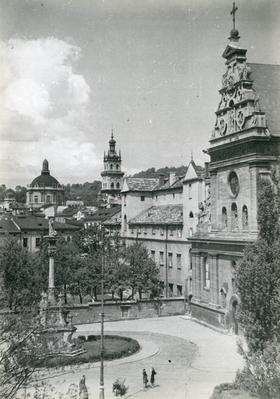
[189,26,280,332]
[26,159,65,209]
[121,164,207,298]
[101,131,124,203]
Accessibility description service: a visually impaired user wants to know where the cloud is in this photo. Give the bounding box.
[0,37,99,186]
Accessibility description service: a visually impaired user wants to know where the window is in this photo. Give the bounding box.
[137,226,141,235]
[35,237,41,247]
[168,283,174,297]
[111,182,114,189]
[143,226,147,235]
[177,285,182,296]
[151,250,155,261]
[23,237,28,247]
[188,184,192,199]
[168,252,173,267]
[173,193,175,199]
[110,164,113,170]
[130,226,134,234]
[242,205,248,229]
[231,202,238,230]
[121,307,129,318]
[160,227,164,236]
[159,251,164,266]
[222,207,228,228]
[123,194,126,206]
[169,228,174,236]
[124,215,127,232]
[66,236,71,242]
[140,196,145,201]
[189,227,193,237]
[46,195,51,203]
[34,195,38,203]
[176,254,182,269]
[177,228,182,238]
[116,164,119,170]
[203,257,210,290]
[189,211,194,218]
[152,226,156,235]
[116,182,120,189]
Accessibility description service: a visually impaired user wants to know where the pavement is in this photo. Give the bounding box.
[20,316,244,399]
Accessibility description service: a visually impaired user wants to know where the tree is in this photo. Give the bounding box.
[234,175,280,398]
[124,242,160,299]
[0,238,45,310]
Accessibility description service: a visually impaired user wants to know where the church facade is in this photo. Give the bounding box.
[189,26,280,331]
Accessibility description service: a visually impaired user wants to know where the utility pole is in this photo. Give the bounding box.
[99,225,105,399]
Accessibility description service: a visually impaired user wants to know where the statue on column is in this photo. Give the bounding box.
[48,217,57,237]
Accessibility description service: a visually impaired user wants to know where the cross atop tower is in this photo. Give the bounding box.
[230,2,238,30]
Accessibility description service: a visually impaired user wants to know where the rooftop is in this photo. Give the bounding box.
[122,177,159,192]
[249,63,280,136]
[129,205,183,225]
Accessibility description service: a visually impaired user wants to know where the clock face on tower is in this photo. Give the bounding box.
[228,171,239,197]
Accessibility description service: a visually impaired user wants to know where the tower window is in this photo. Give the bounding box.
[222,207,228,228]
[242,205,248,229]
[231,203,238,230]
[189,211,194,218]
[116,164,119,170]
[188,184,192,199]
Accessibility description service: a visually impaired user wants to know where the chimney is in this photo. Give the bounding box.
[158,174,165,186]
[169,172,177,186]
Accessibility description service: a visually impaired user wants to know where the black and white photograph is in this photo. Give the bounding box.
[0,1,280,398]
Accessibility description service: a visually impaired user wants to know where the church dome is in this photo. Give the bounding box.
[30,160,61,188]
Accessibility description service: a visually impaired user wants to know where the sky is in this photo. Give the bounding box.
[0,0,279,187]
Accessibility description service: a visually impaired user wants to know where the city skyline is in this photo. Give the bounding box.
[0,0,279,187]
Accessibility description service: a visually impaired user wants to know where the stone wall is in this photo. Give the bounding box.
[191,301,226,328]
[67,298,186,325]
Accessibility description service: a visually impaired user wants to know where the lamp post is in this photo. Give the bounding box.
[99,225,105,399]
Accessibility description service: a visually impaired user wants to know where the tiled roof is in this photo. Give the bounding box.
[249,63,280,136]
[0,215,20,234]
[103,210,121,226]
[122,178,159,192]
[13,215,80,231]
[129,205,183,225]
[154,177,184,192]
[84,206,121,222]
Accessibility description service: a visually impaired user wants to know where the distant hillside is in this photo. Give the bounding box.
[132,166,188,179]
[64,181,102,205]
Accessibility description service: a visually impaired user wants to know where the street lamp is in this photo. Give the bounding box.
[99,225,105,399]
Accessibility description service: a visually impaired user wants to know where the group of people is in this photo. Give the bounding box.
[142,367,157,388]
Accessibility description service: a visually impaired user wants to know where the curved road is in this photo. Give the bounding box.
[21,316,243,399]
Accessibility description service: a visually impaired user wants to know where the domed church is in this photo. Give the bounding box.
[26,159,65,209]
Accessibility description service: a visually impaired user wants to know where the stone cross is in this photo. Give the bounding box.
[230,2,238,30]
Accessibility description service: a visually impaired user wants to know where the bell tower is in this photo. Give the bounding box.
[101,130,124,202]
[208,8,280,235]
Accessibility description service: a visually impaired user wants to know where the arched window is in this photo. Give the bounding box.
[231,203,238,230]
[46,195,51,203]
[110,164,113,170]
[34,195,38,203]
[222,207,228,228]
[111,182,114,189]
[124,215,127,232]
[116,182,120,189]
[189,211,194,218]
[116,164,119,170]
[242,205,248,229]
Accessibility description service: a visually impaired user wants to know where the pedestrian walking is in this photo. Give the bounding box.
[150,367,157,387]
[142,369,148,388]
[79,375,88,399]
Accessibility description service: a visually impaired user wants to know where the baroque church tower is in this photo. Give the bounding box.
[189,4,280,332]
[101,131,124,202]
